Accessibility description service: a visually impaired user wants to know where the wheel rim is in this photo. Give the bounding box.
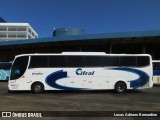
[34,85,41,92]
[117,85,123,92]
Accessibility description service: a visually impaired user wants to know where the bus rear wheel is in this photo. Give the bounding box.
[115,81,127,93]
[31,82,44,94]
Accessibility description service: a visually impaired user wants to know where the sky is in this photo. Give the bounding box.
[0,0,160,38]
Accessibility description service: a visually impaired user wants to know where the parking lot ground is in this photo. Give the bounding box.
[0,82,160,120]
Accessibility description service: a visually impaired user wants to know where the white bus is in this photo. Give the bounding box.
[152,60,160,84]
[8,52,153,93]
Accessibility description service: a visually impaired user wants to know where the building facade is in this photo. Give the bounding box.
[0,23,38,42]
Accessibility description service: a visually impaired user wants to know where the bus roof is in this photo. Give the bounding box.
[61,52,106,55]
[14,52,152,58]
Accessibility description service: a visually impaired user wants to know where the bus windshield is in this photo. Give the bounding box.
[10,56,29,80]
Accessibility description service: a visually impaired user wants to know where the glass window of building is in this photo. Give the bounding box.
[0,27,7,31]
[17,34,26,38]
[17,27,27,31]
[31,32,35,36]
[8,34,16,38]
[0,34,7,38]
[28,28,32,34]
[28,34,32,39]
[8,26,17,31]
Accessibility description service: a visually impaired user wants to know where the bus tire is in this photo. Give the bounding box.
[115,81,127,93]
[31,82,44,94]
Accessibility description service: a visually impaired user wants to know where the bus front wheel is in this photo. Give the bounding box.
[31,82,44,94]
[115,81,127,93]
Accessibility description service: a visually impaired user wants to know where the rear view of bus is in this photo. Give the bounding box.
[152,60,160,84]
[8,53,153,93]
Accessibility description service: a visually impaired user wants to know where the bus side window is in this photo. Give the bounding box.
[49,56,67,67]
[120,56,136,67]
[67,56,85,67]
[137,56,150,67]
[29,56,48,68]
[103,56,119,67]
[85,56,102,67]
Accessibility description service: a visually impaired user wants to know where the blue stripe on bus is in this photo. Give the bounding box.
[45,70,84,90]
[46,68,149,90]
[111,68,149,89]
